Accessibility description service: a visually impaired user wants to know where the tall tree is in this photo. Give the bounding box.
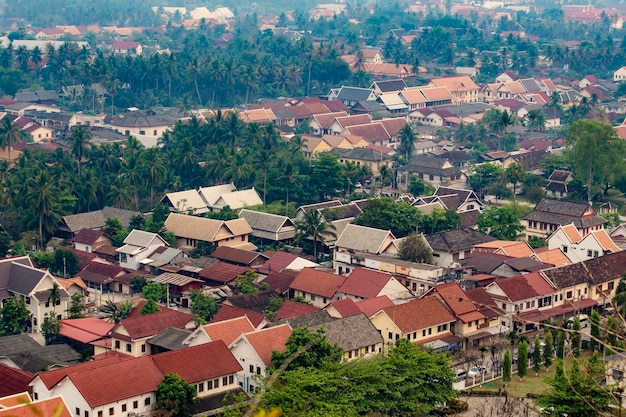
[533,335,541,375]
[397,232,433,263]
[476,205,524,240]
[0,297,30,335]
[504,163,525,201]
[156,373,198,417]
[590,310,601,352]
[525,109,546,134]
[0,116,24,163]
[543,331,553,370]
[517,340,528,380]
[68,125,92,175]
[571,316,582,357]
[295,209,336,260]
[503,349,511,383]
[26,171,61,249]
[397,123,416,161]
[354,198,421,238]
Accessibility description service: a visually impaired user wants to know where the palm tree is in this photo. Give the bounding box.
[295,209,336,260]
[379,165,391,195]
[279,162,301,216]
[48,282,62,309]
[26,171,61,249]
[68,125,91,175]
[526,109,546,134]
[141,147,167,204]
[398,123,416,161]
[103,300,132,324]
[0,116,24,163]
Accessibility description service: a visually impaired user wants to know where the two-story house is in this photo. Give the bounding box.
[547,224,621,263]
[334,224,398,276]
[116,230,169,270]
[288,268,345,308]
[335,267,413,301]
[425,228,497,267]
[163,213,254,252]
[522,198,606,240]
[309,313,384,361]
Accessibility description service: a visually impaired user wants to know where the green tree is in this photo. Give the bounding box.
[52,249,79,278]
[26,171,61,249]
[141,299,161,315]
[533,335,541,375]
[556,330,565,359]
[189,290,218,324]
[503,349,511,383]
[572,316,581,357]
[67,293,86,319]
[525,109,546,134]
[469,163,503,199]
[233,270,261,294]
[41,312,61,344]
[543,331,553,370]
[130,276,147,294]
[397,232,433,264]
[271,327,343,371]
[68,124,92,175]
[0,116,24,163]
[408,174,435,197]
[517,340,528,380]
[419,208,460,234]
[536,357,614,417]
[103,300,132,324]
[354,197,421,238]
[143,282,167,303]
[565,119,624,203]
[504,163,525,200]
[397,123,416,161]
[156,373,198,417]
[0,297,31,335]
[476,205,524,240]
[47,282,62,311]
[295,209,336,260]
[590,310,601,352]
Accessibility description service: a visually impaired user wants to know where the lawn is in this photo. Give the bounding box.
[469,352,592,397]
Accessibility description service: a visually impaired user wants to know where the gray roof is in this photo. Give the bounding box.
[396,155,462,177]
[0,257,32,295]
[7,263,48,296]
[123,230,162,247]
[110,109,181,128]
[336,86,374,102]
[0,334,80,373]
[335,223,395,254]
[309,313,383,352]
[370,79,407,93]
[238,209,292,233]
[268,311,334,329]
[226,290,283,314]
[542,250,626,289]
[148,327,192,351]
[338,147,390,162]
[145,248,185,267]
[518,78,542,93]
[61,207,137,233]
[426,227,496,253]
[522,199,606,229]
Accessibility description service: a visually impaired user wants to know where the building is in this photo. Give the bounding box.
[116,230,169,270]
[522,199,606,240]
[163,213,254,252]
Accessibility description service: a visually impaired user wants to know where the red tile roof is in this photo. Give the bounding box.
[112,308,194,340]
[355,295,395,317]
[211,304,267,328]
[492,272,554,302]
[338,267,395,299]
[0,397,72,417]
[259,270,297,293]
[202,316,255,346]
[152,341,242,383]
[72,229,105,245]
[290,268,345,298]
[0,364,33,397]
[429,282,479,316]
[257,252,298,274]
[380,297,455,333]
[242,325,292,367]
[326,298,361,317]
[274,300,320,320]
[67,356,162,407]
[198,261,248,284]
[36,356,122,389]
[59,318,115,343]
[0,392,31,408]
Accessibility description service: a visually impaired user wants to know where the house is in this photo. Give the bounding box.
[273,300,320,320]
[329,86,377,108]
[614,66,626,82]
[370,79,408,96]
[484,272,556,332]
[396,155,467,190]
[308,112,349,136]
[0,334,80,374]
[0,256,70,332]
[116,230,169,270]
[148,273,203,307]
[335,267,412,301]
[141,247,189,276]
[163,213,254,252]
[238,209,296,242]
[107,308,195,357]
[198,262,250,287]
[334,224,398,275]
[431,186,483,213]
[425,228,497,267]
[461,253,549,278]
[309,313,384,361]
[324,295,395,319]
[57,317,114,357]
[256,251,319,275]
[75,262,126,293]
[370,297,460,350]
[337,147,391,178]
[547,224,621,263]
[56,207,137,240]
[522,198,607,240]
[210,246,268,268]
[146,328,192,354]
[72,229,112,253]
[472,240,534,258]
[223,291,283,315]
[160,189,210,214]
[229,325,291,393]
[545,170,573,199]
[210,304,268,329]
[0,365,33,397]
[185,316,256,348]
[288,268,345,308]
[111,41,142,55]
[209,188,263,212]
[427,75,479,104]
[109,109,181,147]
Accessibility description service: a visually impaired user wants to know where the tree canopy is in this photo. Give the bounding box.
[354,198,421,238]
[156,373,198,417]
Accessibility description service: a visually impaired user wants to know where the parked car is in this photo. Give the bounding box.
[468,366,486,377]
[454,369,466,379]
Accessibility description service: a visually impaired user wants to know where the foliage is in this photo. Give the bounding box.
[103,217,125,237]
[476,205,525,240]
[142,282,167,303]
[52,249,79,278]
[294,208,336,259]
[533,336,541,374]
[0,230,11,257]
[590,310,601,352]
[354,197,421,238]
[571,316,581,357]
[543,331,553,370]
[536,357,614,417]
[206,206,239,221]
[262,340,454,417]
[233,270,261,294]
[67,293,87,319]
[103,300,132,324]
[189,290,218,324]
[517,340,528,380]
[0,297,30,335]
[397,232,433,264]
[419,208,461,234]
[270,327,343,371]
[31,251,54,269]
[408,174,435,197]
[263,296,285,319]
[469,163,504,199]
[156,373,198,417]
[503,349,511,383]
[41,312,61,344]
[141,299,161,315]
[130,276,148,294]
[565,120,625,202]
[600,212,621,228]
[556,330,565,360]
[527,236,546,249]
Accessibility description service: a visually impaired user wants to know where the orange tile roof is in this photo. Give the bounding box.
[474,240,534,257]
[290,268,345,298]
[534,249,571,266]
[430,282,485,322]
[429,75,479,92]
[202,316,255,346]
[59,318,115,344]
[355,295,395,317]
[36,357,122,389]
[590,229,621,253]
[0,397,71,417]
[338,267,395,299]
[420,86,453,101]
[381,297,455,333]
[211,304,267,328]
[243,324,292,367]
[561,223,583,243]
[0,392,31,408]
[67,356,163,408]
[152,341,242,383]
[401,87,427,104]
[503,81,525,94]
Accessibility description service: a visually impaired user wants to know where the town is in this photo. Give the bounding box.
[2,0,626,416]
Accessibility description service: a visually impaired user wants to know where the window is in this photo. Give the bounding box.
[133,401,138,409]
[609,282,615,291]
[121,405,126,412]
[468,204,475,210]
[126,343,132,353]
[255,367,261,375]
[422,329,426,337]
[153,130,157,136]
[25,296,30,304]
[85,412,89,417]
[141,344,146,353]
[198,382,204,392]
[594,250,599,257]
[109,408,114,415]
[144,398,151,406]
[249,365,254,373]
[214,379,219,388]
[223,376,229,385]
[114,340,120,349]
[98,412,102,417]
[587,250,593,257]
[566,291,573,299]
[33,393,38,400]
[310,295,316,302]
[562,245,568,253]
[76,408,80,416]
[596,285,602,295]
[229,375,234,385]
[428,328,432,335]
[208,380,213,390]
[388,332,393,340]
[45,301,50,308]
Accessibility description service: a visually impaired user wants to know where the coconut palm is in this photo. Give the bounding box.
[68,125,92,175]
[0,116,24,163]
[48,282,62,309]
[26,171,61,249]
[295,209,336,260]
[526,109,546,134]
[397,123,416,161]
